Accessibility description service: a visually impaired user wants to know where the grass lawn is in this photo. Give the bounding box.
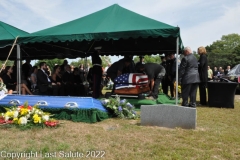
[0,92,240,160]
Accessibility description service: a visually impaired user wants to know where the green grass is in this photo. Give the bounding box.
[0,93,240,160]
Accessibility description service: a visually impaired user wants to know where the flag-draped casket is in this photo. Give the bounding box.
[114,73,150,95]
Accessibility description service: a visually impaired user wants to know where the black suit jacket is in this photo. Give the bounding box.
[179,54,200,84]
[198,54,208,83]
[37,69,51,92]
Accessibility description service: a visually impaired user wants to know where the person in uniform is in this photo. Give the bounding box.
[136,63,166,100]
[91,47,102,98]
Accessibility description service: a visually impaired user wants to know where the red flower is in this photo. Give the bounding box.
[19,105,32,110]
[45,120,58,127]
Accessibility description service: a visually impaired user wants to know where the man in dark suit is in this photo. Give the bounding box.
[62,64,74,96]
[178,47,200,107]
[37,62,52,95]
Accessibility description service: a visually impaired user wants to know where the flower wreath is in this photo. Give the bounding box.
[0,101,59,128]
[101,95,138,119]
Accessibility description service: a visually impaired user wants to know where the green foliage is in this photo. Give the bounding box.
[33,59,64,71]
[101,96,138,119]
[101,56,111,68]
[70,58,91,68]
[133,55,161,64]
[0,60,14,70]
[206,33,240,68]
[69,56,111,68]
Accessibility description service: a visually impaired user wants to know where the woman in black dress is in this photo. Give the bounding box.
[198,46,208,105]
[1,66,32,95]
[51,65,64,96]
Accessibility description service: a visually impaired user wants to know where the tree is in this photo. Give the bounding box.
[33,59,64,71]
[206,33,240,68]
[69,56,111,68]
[0,60,14,70]
[133,55,161,64]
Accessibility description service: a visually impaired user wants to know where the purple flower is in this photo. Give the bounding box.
[118,106,123,111]
[126,103,133,108]
[120,99,126,104]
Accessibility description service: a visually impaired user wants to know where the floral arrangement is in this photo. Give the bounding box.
[0,101,59,128]
[0,78,8,93]
[101,95,138,119]
[174,81,181,94]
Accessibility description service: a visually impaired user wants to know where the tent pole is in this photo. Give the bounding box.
[17,45,22,95]
[175,37,179,105]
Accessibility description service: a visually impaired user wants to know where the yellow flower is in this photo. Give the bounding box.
[33,114,41,123]
[20,108,29,116]
[13,117,18,124]
[5,111,13,117]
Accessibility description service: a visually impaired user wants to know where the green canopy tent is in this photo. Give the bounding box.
[0,4,183,102]
[0,4,183,60]
[0,21,29,48]
[0,21,30,94]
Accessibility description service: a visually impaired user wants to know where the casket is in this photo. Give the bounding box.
[114,73,150,95]
[114,84,150,95]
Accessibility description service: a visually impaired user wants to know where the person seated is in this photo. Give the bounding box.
[37,62,53,95]
[1,66,32,95]
[72,67,85,96]
[51,65,64,96]
[30,66,38,92]
[62,64,74,96]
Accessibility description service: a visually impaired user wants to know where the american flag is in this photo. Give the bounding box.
[114,73,148,89]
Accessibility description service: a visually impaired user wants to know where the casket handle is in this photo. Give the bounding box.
[64,102,78,108]
[9,99,20,105]
[37,101,48,106]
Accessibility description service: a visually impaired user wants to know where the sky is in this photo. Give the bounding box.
[1,0,240,64]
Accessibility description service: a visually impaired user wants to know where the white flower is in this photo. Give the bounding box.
[4,116,9,121]
[35,110,39,114]
[19,117,28,125]
[13,111,19,118]
[42,115,49,121]
[26,114,30,119]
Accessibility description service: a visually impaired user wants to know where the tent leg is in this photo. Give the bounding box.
[17,45,22,95]
[175,37,179,105]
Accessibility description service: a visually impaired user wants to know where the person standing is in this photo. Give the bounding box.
[224,66,231,75]
[137,63,165,100]
[160,55,168,94]
[165,53,175,98]
[198,46,208,105]
[207,66,213,81]
[91,47,102,98]
[213,67,218,81]
[179,47,200,107]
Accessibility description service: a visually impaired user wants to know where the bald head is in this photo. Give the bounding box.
[183,46,192,56]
